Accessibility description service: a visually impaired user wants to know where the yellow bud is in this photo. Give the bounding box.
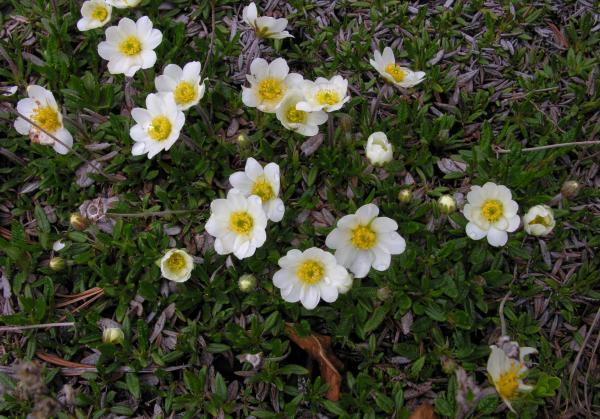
[237,133,249,145]
[49,257,65,271]
[438,194,457,214]
[398,189,412,203]
[238,274,257,293]
[69,213,88,231]
[560,180,580,198]
[102,328,124,345]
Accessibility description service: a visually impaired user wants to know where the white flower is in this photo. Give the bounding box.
[296,76,350,112]
[160,249,194,282]
[105,0,141,8]
[365,131,393,165]
[326,204,406,278]
[97,16,162,77]
[155,62,206,111]
[77,0,112,31]
[129,93,185,159]
[205,190,268,260]
[14,85,73,154]
[523,205,555,237]
[229,157,285,222]
[487,343,537,412]
[462,182,520,247]
[273,247,352,310]
[275,90,328,136]
[242,2,293,39]
[242,57,303,113]
[369,47,425,88]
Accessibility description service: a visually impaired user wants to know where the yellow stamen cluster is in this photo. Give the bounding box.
[252,177,275,202]
[91,5,108,21]
[173,81,196,105]
[297,260,324,285]
[258,78,284,102]
[147,116,172,141]
[229,211,254,235]
[351,225,376,250]
[32,106,61,132]
[495,365,521,400]
[385,63,406,82]
[166,252,186,272]
[315,89,340,105]
[119,36,142,56]
[286,106,306,123]
[481,199,504,223]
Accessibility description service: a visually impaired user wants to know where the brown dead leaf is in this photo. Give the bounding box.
[548,22,568,48]
[409,403,437,419]
[285,323,343,401]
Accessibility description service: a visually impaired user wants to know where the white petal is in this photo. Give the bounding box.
[378,231,406,254]
[301,286,320,310]
[465,222,487,240]
[486,228,508,247]
[356,204,379,223]
[349,251,372,278]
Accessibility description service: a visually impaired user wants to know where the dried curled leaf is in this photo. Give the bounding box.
[285,323,343,401]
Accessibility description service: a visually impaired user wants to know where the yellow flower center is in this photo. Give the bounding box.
[251,176,275,202]
[286,106,306,123]
[173,81,196,105]
[229,211,254,235]
[316,89,340,105]
[297,260,324,285]
[166,252,186,272]
[385,63,406,82]
[257,78,285,102]
[119,36,142,56]
[32,106,61,133]
[91,5,108,21]
[147,116,172,141]
[351,225,377,250]
[496,366,521,400]
[256,26,272,38]
[481,199,504,223]
[529,215,551,227]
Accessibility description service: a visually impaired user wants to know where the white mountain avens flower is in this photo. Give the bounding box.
[242,2,293,39]
[242,57,303,113]
[273,247,352,310]
[105,0,141,8]
[155,62,206,111]
[296,75,350,112]
[487,342,537,412]
[14,85,73,154]
[77,0,112,31]
[229,157,285,222]
[275,90,328,136]
[160,249,194,282]
[365,131,393,165]
[326,204,406,278]
[462,182,520,247]
[97,16,162,77]
[205,190,268,260]
[129,93,185,159]
[369,47,425,88]
[523,205,555,237]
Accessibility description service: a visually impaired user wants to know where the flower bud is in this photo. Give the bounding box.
[560,180,580,198]
[238,274,257,292]
[365,132,393,166]
[398,189,412,203]
[438,194,457,214]
[236,133,249,146]
[69,213,88,231]
[376,286,392,301]
[102,327,124,345]
[49,257,65,271]
[523,205,555,237]
[339,114,353,134]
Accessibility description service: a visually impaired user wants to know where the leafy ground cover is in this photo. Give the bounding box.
[1,0,599,417]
